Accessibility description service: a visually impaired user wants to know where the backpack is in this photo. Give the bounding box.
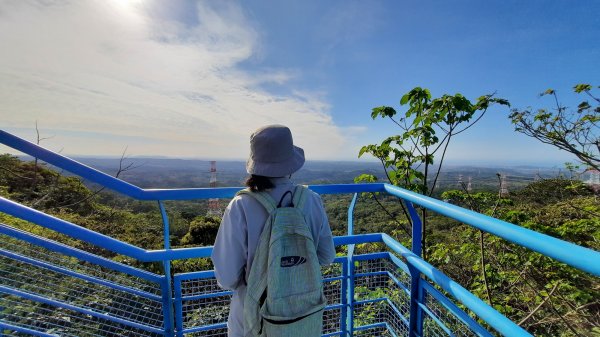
[242,185,326,337]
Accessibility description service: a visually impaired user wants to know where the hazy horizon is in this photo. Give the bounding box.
[12,153,576,169]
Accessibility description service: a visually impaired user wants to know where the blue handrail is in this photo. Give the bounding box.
[1,129,598,275]
[2,129,600,337]
[381,234,529,336]
[0,193,381,262]
[0,130,383,199]
[382,184,600,276]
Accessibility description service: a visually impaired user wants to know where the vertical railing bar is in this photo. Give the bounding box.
[158,200,175,337]
[345,193,358,336]
[340,259,348,337]
[406,200,424,337]
[173,275,184,337]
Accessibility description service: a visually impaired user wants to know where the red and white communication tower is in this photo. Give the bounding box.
[206,161,222,217]
[499,174,509,197]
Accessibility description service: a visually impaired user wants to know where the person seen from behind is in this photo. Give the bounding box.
[211,124,336,337]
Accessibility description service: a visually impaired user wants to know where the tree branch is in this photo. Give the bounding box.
[518,282,560,326]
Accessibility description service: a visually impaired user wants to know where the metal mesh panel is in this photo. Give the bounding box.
[180,277,223,298]
[353,300,385,329]
[0,255,164,328]
[324,280,342,307]
[354,258,411,319]
[322,261,344,335]
[180,278,230,330]
[0,233,165,335]
[352,256,411,337]
[322,261,343,279]
[178,261,346,336]
[422,288,487,337]
[323,308,342,335]
[384,300,410,337]
[323,260,343,312]
[185,327,228,336]
[353,300,409,337]
[0,294,163,337]
[0,234,161,295]
[353,325,389,336]
[1,217,164,274]
[423,316,450,337]
[181,294,231,329]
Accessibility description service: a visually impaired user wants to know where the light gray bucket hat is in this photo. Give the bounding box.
[246,124,305,177]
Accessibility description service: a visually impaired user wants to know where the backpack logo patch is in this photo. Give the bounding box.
[280,256,306,267]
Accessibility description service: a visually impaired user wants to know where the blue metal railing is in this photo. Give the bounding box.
[1,129,599,337]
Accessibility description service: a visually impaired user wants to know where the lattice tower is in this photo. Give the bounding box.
[207,161,222,217]
[499,174,509,197]
[467,176,472,193]
[457,174,463,188]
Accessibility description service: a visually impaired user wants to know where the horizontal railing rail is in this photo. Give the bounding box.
[1,130,383,199]
[0,197,380,261]
[2,129,599,276]
[381,184,600,277]
[0,223,163,283]
[167,236,531,336]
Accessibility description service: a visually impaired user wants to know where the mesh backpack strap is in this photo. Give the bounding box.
[292,185,309,210]
[236,189,277,213]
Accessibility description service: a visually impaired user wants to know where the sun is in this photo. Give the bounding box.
[112,0,144,11]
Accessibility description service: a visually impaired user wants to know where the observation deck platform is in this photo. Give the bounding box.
[1,130,599,337]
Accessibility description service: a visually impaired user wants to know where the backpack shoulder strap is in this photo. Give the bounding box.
[292,185,309,210]
[236,188,277,213]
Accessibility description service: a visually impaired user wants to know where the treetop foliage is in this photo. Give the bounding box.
[510,84,599,171]
[360,87,509,195]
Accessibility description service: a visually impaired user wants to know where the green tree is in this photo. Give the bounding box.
[430,179,599,336]
[359,87,509,255]
[180,216,221,246]
[509,84,600,170]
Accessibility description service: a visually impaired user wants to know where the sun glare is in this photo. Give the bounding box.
[112,0,143,11]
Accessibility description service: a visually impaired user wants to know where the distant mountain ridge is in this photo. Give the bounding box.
[13,156,567,192]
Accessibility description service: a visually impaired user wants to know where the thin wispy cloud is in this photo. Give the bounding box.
[0,0,357,159]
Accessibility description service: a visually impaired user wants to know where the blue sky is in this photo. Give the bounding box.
[1,0,598,165]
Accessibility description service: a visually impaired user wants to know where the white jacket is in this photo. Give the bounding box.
[211,177,336,337]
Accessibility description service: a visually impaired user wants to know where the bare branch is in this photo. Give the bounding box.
[0,165,33,180]
[371,193,411,237]
[429,134,452,197]
[518,282,560,326]
[453,107,489,136]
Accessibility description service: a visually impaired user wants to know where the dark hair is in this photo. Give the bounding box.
[245,175,275,192]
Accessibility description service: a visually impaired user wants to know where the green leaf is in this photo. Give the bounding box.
[354,174,378,183]
[400,94,410,105]
[573,83,592,93]
[577,101,591,112]
[371,106,397,119]
[540,89,555,96]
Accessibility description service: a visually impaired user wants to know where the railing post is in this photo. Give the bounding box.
[173,275,184,337]
[158,201,175,337]
[340,258,349,336]
[406,201,424,337]
[344,193,358,336]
